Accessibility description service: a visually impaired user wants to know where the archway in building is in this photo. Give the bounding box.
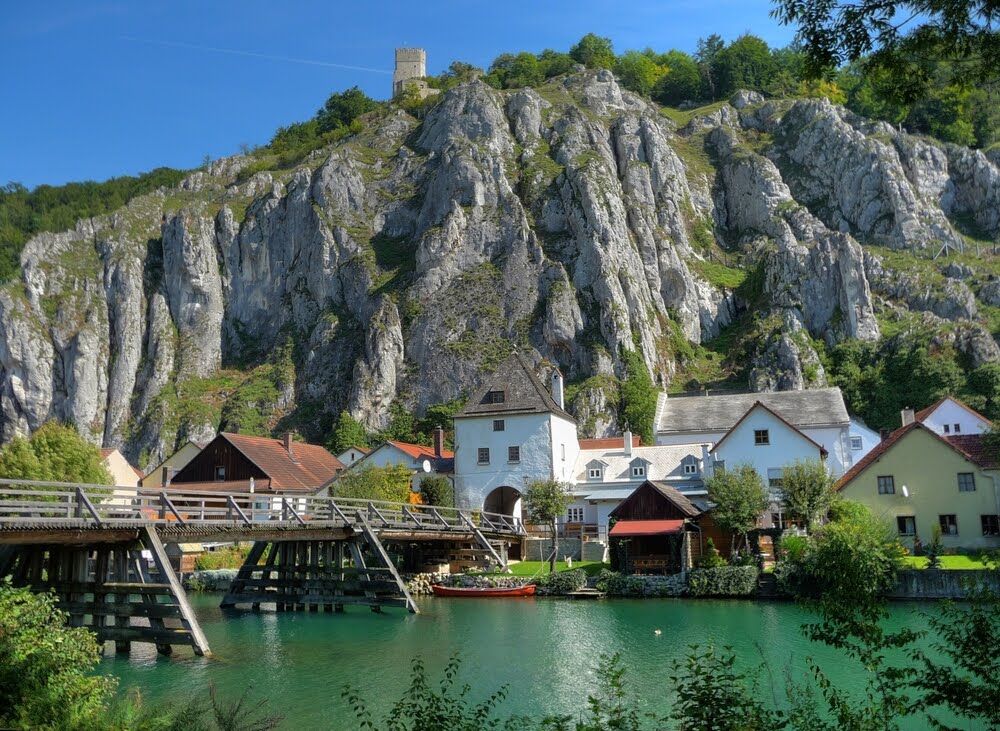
[483,485,523,561]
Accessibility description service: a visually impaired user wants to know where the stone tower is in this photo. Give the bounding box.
[393,48,426,96]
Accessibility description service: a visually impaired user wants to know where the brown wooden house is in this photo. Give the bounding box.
[608,481,703,574]
[168,432,343,494]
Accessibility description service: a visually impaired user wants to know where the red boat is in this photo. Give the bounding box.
[431,584,536,598]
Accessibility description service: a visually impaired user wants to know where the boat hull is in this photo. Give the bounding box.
[431,584,536,598]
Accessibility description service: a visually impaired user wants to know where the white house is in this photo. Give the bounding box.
[654,387,871,477]
[915,396,993,436]
[564,432,710,538]
[453,353,579,520]
[328,431,453,493]
[336,445,370,468]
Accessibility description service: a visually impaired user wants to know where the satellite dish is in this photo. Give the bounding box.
[422,459,432,473]
[901,485,910,498]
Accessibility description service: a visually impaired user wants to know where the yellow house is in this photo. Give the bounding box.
[141,440,205,489]
[836,422,1000,552]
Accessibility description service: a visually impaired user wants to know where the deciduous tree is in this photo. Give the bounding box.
[706,463,769,553]
[779,459,837,530]
[569,33,616,70]
[523,479,573,573]
[0,422,111,485]
[332,464,412,503]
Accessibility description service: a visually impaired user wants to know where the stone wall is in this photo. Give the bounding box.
[889,569,1000,599]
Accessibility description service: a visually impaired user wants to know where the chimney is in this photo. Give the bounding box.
[161,466,170,487]
[433,426,445,458]
[624,430,633,457]
[551,370,565,409]
[879,428,890,442]
[900,408,915,427]
[701,444,712,478]
[283,431,295,459]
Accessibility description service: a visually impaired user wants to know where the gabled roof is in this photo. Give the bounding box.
[657,387,849,434]
[835,423,999,491]
[219,433,343,490]
[915,396,995,427]
[456,352,573,421]
[572,443,709,484]
[579,435,641,450]
[387,441,454,460]
[609,480,703,519]
[710,401,828,456]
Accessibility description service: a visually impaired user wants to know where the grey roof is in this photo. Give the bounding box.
[456,352,573,420]
[656,387,849,434]
[572,444,709,484]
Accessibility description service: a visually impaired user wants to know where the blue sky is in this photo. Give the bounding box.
[0,1,795,188]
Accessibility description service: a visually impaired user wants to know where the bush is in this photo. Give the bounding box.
[537,568,587,594]
[596,569,643,596]
[687,566,760,597]
[697,537,728,568]
[778,534,810,563]
[194,545,252,571]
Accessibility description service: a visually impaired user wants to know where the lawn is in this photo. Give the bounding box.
[901,555,990,570]
[506,561,609,577]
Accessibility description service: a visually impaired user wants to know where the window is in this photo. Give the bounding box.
[954,423,961,433]
[850,435,863,450]
[508,446,520,463]
[982,515,1000,536]
[484,390,505,404]
[477,448,490,464]
[492,419,505,432]
[897,516,916,536]
[943,424,951,434]
[958,473,976,492]
[682,456,699,475]
[632,465,645,478]
[939,514,958,535]
[877,475,895,495]
[214,465,226,481]
[767,468,784,488]
[771,513,786,530]
[588,467,602,479]
[754,429,770,446]
[567,507,584,523]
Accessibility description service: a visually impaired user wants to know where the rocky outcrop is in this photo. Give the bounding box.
[0,73,996,464]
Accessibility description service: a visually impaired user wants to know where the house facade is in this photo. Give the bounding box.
[329,431,453,494]
[453,353,579,519]
[142,440,204,488]
[654,387,871,477]
[836,422,1000,552]
[337,446,370,468]
[915,396,994,437]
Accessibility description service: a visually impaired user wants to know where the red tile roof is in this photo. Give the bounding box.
[387,441,454,460]
[221,433,343,491]
[835,423,999,491]
[579,436,642,450]
[915,396,994,427]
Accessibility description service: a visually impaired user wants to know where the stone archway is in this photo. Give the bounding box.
[483,485,522,521]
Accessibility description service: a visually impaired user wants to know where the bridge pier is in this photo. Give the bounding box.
[3,526,209,656]
[222,518,418,613]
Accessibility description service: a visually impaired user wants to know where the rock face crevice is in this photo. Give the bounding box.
[1,73,996,463]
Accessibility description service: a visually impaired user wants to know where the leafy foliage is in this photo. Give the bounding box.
[686,566,760,597]
[0,421,112,484]
[330,411,369,453]
[316,86,379,134]
[0,581,116,729]
[416,474,454,508]
[705,463,770,552]
[569,33,617,70]
[332,464,412,503]
[696,537,729,568]
[619,346,657,446]
[779,459,837,530]
[536,568,587,594]
[523,479,574,572]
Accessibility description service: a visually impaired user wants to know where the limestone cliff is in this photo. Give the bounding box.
[2,71,998,465]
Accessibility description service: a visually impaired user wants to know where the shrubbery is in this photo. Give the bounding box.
[696,537,728,568]
[596,569,645,596]
[687,566,760,597]
[537,568,587,594]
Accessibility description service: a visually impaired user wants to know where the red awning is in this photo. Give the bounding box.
[609,519,686,537]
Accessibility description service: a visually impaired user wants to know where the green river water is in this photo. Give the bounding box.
[102,594,973,730]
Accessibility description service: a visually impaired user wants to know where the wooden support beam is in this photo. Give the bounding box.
[459,512,506,570]
[357,516,418,614]
[140,527,210,657]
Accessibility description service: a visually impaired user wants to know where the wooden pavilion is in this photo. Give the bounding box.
[608,481,703,574]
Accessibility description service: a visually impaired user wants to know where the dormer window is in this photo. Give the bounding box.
[632,465,645,477]
[588,467,602,479]
[484,390,505,404]
[682,455,699,475]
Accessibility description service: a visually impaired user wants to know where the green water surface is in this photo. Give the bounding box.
[102,594,961,730]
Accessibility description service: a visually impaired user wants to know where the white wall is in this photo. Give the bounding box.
[845,417,881,469]
[454,413,571,510]
[921,398,992,436]
[713,408,826,484]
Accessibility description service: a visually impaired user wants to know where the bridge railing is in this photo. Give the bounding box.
[0,480,524,536]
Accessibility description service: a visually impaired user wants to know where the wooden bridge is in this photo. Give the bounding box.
[0,480,524,657]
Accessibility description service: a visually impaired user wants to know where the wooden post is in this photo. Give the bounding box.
[140,527,210,657]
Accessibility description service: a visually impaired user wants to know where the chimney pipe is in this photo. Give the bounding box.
[283,431,295,459]
[879,428,890,442]
[433,426,445,458]
[161,466,169,487]
[551,370,565,410]
[624,430,633,457]
[900,408,915,427]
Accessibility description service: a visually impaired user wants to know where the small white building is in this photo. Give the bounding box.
[453,353,579,520]
[328,432,452,493]
[655,387,871,477]
[564,433,710,538]
[336,445,370,468]
[914,396,993,437]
